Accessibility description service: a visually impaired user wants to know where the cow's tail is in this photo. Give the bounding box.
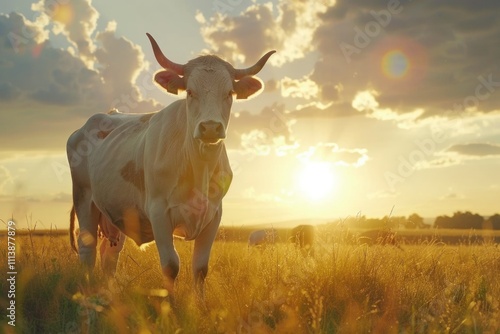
[69,205,78,254]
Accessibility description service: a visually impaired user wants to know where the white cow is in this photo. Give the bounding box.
[67,33,275,297]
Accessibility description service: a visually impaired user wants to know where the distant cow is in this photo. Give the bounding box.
[67,32,275,298]
[289,225,315,255]
[248,229,277,247]
[358,230,402,249]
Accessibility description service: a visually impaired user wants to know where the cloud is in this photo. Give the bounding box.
[447,143,500,157]
[197,0,500,125]
[0,165,13,193]
[239,130,298,157]
[280,76,319,100]
[298,143,369,167]
[0,7,160,151]
[2,10,49,52]
[351,90,424,128]
[311,0,500,119]
[291,101,357,118]
[227,103,296,154]
[228,106,370,163]
[242,187,286,203]
[32,0,98,66]
[415,142,500,170]
[439,187,465,200]
[197,1,332,66]
[93,22,160,114]
[263,79,279,93]
[0,82,21,101]
[414,156,460,170]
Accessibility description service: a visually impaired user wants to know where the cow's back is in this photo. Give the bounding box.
[67,111,136,186]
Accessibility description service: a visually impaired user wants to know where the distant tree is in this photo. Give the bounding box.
[435,212,484,229]
[434,215,452,228]
[407,213,426,229]
[485,214,500,230]
[454,211,483,229]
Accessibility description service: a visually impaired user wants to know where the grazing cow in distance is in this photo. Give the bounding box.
[67,32,275,298]
[289,225,315,255]
[248,229,277,247]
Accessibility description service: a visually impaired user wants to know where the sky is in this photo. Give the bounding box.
[1,0,499,229]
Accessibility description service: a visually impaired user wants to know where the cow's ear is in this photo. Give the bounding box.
[154,70,185,95]
[233,76,263,99]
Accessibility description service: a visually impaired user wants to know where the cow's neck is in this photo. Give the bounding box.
[185,137,224,200]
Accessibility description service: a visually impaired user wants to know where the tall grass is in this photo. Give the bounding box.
[1,230,499,333]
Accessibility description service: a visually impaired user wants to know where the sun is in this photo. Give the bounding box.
[296,161,337,201]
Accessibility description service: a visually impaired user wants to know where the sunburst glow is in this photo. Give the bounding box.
[297,161,336,201]
[51,4,74,25]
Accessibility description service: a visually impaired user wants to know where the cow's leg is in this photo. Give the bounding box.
[148,200,179,297]
[192,209,221,300]
[100,232,126,276]
[74,195,99,269]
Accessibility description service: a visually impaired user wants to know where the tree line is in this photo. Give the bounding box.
[343,212,500,230]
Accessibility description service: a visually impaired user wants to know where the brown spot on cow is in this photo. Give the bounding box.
[120,161,145,192]
[97,130,112,139]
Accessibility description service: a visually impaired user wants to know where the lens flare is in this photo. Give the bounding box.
[31,43,45,58]
[51,4,74,25]
[382,50,409,79]
[376,36,428,87]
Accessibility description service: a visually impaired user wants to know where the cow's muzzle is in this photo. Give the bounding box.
[194,121,226,144]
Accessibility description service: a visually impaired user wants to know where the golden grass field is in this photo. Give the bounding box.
[1,226,500,333]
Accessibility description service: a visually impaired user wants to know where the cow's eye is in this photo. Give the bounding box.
[186,89,194,98]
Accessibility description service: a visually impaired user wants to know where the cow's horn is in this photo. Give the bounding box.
[234,50,276,80]
[146,33,184,76]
